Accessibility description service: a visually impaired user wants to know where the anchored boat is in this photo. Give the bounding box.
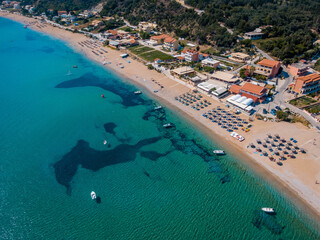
[91,191,97,200]
[261,207,275,214]
[163,123,174,128]
[213,150,225,155]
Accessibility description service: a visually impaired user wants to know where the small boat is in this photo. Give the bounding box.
[91,191,97,200]
[163,123,174,128]
[134,91,142,95]
[154,106,162,110]
[261,207,275,214]
[73,65,78,68]
[213,150,225,155]
[101,94,104,98]
[103,140,107,145]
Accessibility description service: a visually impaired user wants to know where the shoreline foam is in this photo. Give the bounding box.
[2,11,320,231]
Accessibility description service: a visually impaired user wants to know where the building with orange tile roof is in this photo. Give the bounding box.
[107,29,118,35]
[150,34,178,51]
[150,34,170,44]
[229,84,242,94]
[181,49,199,62]
[292,73,320,94]
[163,37,179,51]
[288,63,309,77]
[229,82,267,103]
[240,82,267,102]
[255,59,281,78]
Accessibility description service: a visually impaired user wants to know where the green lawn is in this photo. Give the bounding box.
[305,104,320,114]
[128,46,154,55]
[139,50,174,62]
[289,96,317,108]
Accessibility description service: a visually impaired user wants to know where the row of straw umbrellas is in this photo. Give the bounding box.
[151,79,164,89]
[249,134,305,160]
[175,92,211,110]
[203,107,249,132]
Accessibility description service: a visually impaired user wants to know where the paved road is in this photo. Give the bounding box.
[219,22,233,35]
[253,45,320,128]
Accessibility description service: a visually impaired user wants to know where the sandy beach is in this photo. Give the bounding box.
[2,11,320,227]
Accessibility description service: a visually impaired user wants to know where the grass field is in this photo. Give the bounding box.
[289,96,316,108]
[305,104,320,114]
[139,50,174,62]
[128,46,154,55]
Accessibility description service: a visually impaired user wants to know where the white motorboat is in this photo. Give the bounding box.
[163,123,173,128]
[261,207,275,213]
[154,106,162,110]
[103,140,107,145]
[91,191,97,200]
[213,150,225,155]
[134,91,142,95]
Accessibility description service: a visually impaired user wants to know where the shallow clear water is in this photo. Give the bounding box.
[0,17,319,239]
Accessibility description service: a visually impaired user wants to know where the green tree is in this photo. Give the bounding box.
[140,31,150,40]
[276,110,289,121]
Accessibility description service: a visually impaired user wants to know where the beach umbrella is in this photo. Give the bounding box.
[275,151,279,155]
[256,139,261,144]
[256,147,261,152]
[275,134,280,138]
[263,142,267,147]
[300,148,306,153]
[267,133,272,138]
[263,151,268,156]
[250,143,255,148]
[269,148,273,152]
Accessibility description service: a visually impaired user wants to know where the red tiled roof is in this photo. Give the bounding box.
[297,73,320,83]
[229,84,241,94]
[150,34,170,40]
[164,37,176,43]
[240,82,266,95]
[107,30,118,35]
[182,49,197,54]
[177,56,185,60]
[257,59,280,68]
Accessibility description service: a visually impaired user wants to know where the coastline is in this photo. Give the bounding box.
[2,12,320,231]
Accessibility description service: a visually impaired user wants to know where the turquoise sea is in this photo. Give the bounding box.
[0,17,319,239]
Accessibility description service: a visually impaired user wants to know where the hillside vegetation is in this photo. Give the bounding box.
[100,0,237,47]
[185,0,320,63]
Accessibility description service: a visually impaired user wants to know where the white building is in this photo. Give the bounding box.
[226,94,254,112]
[201,58,220,68]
